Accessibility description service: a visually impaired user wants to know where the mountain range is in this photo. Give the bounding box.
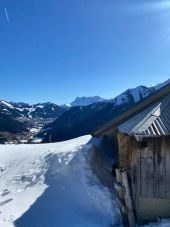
[69,96,106,106]
[0,79,169,143]
[39,79,170,142]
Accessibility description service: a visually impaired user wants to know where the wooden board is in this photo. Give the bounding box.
[140,139,154,197]
[165,138,170,199]
[121,170,136,227]
[117,133,130,171]
[129,137,138,207]
[135,141,141,222]
[153,137,165,198]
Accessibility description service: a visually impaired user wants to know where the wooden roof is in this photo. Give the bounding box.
[92,83,170,137]
[118,94,170,136]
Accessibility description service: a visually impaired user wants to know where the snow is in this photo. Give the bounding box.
[36,105,43,108]
[0,135,169,227]
[113,86,151,106]
[30,128,40,133]
[128,87,150,103]
[0,101,14,109]
[65,103,71,107]
[115,93,128,105]
[141,219,170,227]
[31,138,43,143]
[15,108,24,112]
[0,135,122,227]
[19,140,28,143]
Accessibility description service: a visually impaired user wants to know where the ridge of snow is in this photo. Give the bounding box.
[0,101,14,109]
[35,105,43,108]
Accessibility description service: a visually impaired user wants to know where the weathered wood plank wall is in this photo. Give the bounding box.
[165,138,170,199]
[153,138,165,198]
[140,139,154,197]
[135,137,170,199]
[117,134,170,212]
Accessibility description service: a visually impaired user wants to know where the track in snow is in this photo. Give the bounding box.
[0,136,122,227]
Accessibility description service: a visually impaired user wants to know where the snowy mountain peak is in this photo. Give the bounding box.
[112,79,170,107]
[70,96,106,107]
[112,85,152,106]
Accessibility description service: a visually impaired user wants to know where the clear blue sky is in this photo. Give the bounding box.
[0,0,170,104]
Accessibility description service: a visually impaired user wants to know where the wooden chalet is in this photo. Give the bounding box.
[92,83,170,226]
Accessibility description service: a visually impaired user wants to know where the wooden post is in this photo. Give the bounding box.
[115,168,128,226]
[116,168,122,183]
[115,169,124,199]
[49,134,52,143]
[121,170,136,227]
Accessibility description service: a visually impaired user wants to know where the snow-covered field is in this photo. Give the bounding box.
[0,135,122,227]
[143,220,170,227]
[0,135,170,227]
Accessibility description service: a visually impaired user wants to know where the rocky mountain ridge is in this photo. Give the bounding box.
[0,79,169,143]
[39,79,170,142]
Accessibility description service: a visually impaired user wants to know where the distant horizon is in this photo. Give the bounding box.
[1,77,169,105]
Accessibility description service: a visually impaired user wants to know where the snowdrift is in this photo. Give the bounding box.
[0,135,121,227]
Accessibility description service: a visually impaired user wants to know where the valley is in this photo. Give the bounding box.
[0,79,169,144]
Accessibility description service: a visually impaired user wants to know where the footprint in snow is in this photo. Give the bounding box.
[0,199,13,206]
[0,167,5,173]
[1,189,10,197]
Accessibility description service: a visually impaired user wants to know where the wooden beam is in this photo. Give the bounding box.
[114,182,124,194]
[115,168,124,199]
[115,168,122,183]
[116,197,128,214]
[121,170,136,227]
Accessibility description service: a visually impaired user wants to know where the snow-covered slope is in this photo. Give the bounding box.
[143,219,170,227]
[112,86,151,106]
[0,101,66,120]
[0,101,67,143]
[111,79,170,107]
[0,136,122,227]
